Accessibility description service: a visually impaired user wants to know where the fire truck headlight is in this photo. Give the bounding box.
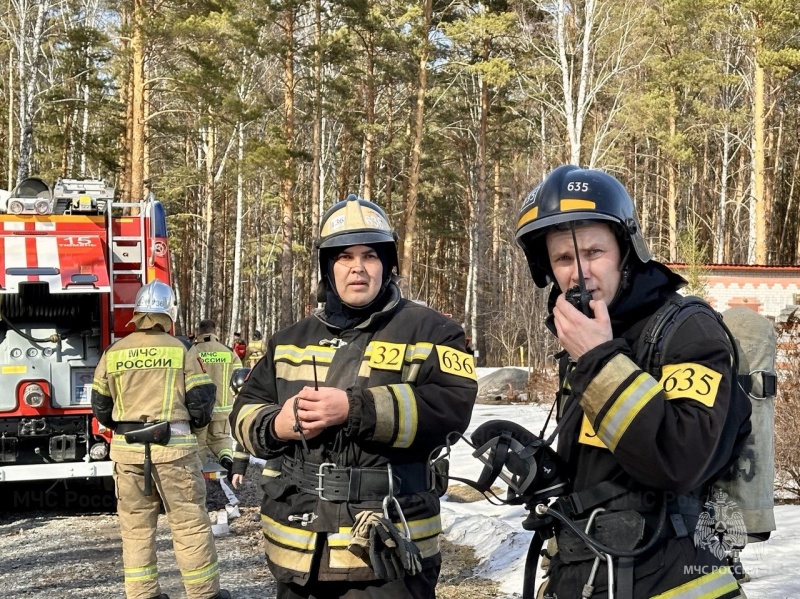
[89,443,109,460]
[8,200,24,214]
[23,383,45,408]
[34,200,51,214]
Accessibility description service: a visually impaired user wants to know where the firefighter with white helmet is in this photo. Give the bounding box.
[91,280,232,599]
[230,194,477,599]
[193,318,243,482]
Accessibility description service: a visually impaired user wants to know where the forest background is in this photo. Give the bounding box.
[1,0,799,370]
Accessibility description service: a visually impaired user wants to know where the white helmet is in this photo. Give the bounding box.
[134,280,177,321]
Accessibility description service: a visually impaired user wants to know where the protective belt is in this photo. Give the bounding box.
[281,456,429,502]
[118,421,171,496]
[115,420,191,435]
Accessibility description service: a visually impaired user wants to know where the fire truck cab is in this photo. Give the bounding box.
[0,177,172,483]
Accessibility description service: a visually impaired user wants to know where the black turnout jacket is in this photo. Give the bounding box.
[230,284,477,585]
[544,262,750,599]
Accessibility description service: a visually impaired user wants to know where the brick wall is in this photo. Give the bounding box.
[669,264,800,321]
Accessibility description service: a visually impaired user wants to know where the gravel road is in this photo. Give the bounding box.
[0,465,498,599]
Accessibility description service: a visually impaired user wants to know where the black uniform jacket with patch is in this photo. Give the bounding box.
[230,284,477,584]
[545,261,750,599]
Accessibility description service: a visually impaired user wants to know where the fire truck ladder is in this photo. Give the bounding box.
[107,200,150,343]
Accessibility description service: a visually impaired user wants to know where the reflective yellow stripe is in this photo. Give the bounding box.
[185,371,213,392]
[331,514,442,545]
[275,362,330,384]
[181,561,219,584]
[598,373,660,452]
[391,384,417,448]
[162,366,175,421]
[107,347,183,373]
[561,198,596,211]
[92,378,110,395]
[516,205,538,229]
[124,563,158,581]
[112,433,198,450]
[651,567,740,598]
[261,514,317,550]
[264,535,314,572]
[405,342,433,362]
[371,386,395,444]
[274,344,335,364]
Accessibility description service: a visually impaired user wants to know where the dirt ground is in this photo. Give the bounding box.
[0,463,502,599]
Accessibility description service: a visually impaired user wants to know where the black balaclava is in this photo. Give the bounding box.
[322,243,395,330]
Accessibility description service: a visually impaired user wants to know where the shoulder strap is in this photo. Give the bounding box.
[636,294,737,378]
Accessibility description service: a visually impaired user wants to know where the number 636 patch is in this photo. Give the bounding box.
[659,362,722,407]
[436,346,477,381]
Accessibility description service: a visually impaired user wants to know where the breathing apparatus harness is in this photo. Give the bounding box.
[431,224,679,599]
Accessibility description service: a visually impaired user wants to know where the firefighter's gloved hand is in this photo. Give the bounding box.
[347,511,421,581]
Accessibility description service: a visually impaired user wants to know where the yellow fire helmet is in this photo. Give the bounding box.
[317,194,398,273]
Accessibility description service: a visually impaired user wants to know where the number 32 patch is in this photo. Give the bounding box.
[659,362,722,407]
[436,346,477,381]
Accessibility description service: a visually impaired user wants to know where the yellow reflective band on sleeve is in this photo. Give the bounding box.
[92,378,110,395]
[181,561,219,585]
[371,386,395,443]
[597,372,660,452]
[651,566,740,598]
[198,351,232,363]
[660,363,722,407]
[162,367,176,421]
[124,563,158,582]
[405,342,433,362]
[367,342,406,371]
[107,346,184,373]
[561,198,596,211]
[261,514,317,550]
[185,371,213,392]
[390,383,418,448]
[435,346,477,380]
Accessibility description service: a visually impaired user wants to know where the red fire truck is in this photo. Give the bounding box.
[0,177,172,483]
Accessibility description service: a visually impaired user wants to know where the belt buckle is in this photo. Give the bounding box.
[316,462,336,501]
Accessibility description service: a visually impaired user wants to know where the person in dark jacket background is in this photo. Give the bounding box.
[514,165,750,599]
[230,194,477,599]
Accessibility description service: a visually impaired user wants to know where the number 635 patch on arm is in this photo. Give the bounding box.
[659,363,722,407]
[435,346,477,381]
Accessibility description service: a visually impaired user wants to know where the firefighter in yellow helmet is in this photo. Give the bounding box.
[230,194,477,599]
[91,280,231,599]
[193,318,243,482]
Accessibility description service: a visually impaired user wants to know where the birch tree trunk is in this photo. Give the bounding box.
[14,0,49,182]
[229,121,245,340]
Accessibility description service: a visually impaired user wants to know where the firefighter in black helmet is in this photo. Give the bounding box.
[230,194,477,599]
[514,166,750,599]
